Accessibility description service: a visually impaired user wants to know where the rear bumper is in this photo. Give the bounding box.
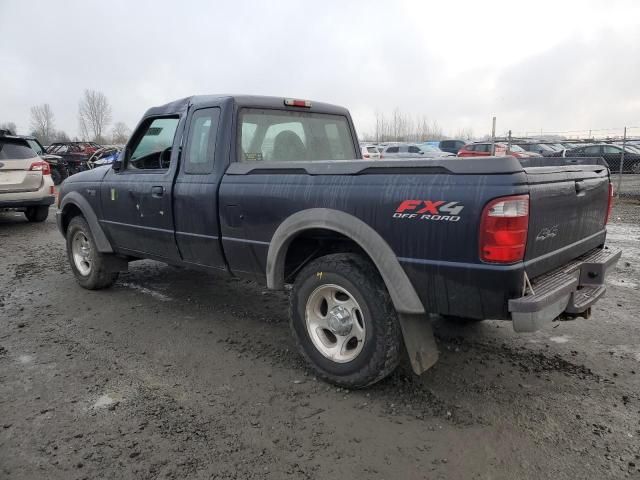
[508,247,621,332]
[0,196,55,209]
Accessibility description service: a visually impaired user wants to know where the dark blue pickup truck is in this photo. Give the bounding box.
[56,95,621,387]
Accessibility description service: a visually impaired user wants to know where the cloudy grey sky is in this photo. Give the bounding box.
[1,0,639,139]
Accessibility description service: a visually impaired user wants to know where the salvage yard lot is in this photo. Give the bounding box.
[1,200,639,480]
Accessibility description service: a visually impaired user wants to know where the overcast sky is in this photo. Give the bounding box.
[1,0,639,139]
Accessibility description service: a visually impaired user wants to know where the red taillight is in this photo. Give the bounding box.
[480,195,529,263]
[29,160,51,175]
[605,183,614,225]
[363,153,370,158]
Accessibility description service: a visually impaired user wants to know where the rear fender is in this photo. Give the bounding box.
[266,208,425,315]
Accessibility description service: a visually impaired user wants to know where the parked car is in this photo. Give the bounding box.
[381,143,454,159]
[56,94,619,388]
[515,142,558,156]
[458,142,541,158]
[23,136,68,185]
[0,133,55,221]
[46,142,102,176]
[438,139,466,155]
[561,144,640,173]
[360,145,381,160]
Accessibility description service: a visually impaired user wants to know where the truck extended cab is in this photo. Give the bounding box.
[56,95,620,388]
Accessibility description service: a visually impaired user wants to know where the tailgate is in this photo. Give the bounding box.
[524,162,610,277]
[0,158,43,194]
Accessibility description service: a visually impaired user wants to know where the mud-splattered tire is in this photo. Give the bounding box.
[66,216,119,290]
[290,253,402,388]
[24,205,49,222]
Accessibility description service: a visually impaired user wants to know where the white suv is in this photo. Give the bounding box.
[0,134,55,222]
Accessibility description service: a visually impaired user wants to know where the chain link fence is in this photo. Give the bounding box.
[505,126,640,199]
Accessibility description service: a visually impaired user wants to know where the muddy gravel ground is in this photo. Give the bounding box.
[1,200,639,480]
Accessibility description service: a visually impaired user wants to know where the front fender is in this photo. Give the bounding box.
[266,208,425,315]
[58,191,113,253]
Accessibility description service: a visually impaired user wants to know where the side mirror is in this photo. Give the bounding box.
[113,149,127,172]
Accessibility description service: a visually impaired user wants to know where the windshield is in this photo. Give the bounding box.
[508,144,525,152]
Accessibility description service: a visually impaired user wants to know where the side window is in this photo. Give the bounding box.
[465,144,475,151]
[386,146,399,153]
[127,117,179,170]
[584,146,601,155]
[408,146,421,153]
[184,108,220,174]
[603,145,621,155]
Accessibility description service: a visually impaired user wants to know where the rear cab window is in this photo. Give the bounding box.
[238,109,356,162]
[0,139,37,160]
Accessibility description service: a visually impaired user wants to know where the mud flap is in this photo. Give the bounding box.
[103,255,129,273]
[398,314,439,375]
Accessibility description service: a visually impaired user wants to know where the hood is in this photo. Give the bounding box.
[64,164,111,183]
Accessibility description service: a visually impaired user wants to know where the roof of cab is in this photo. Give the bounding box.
[143,95,350,118]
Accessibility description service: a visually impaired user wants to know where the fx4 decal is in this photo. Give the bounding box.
[393,200,464,222]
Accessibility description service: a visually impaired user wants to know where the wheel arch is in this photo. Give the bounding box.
[59,191,113,253]
[267,208,425,315]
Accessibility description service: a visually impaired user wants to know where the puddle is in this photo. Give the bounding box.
[18,354,33,364]
[93,394,116,408]
[607,278,638,289]
[119,282,172,302]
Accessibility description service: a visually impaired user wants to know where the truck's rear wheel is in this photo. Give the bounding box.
[66,216,119,290]
[290,253,402,388]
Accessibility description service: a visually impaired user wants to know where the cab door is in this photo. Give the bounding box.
[173,107,226,268]
[100,116,181,260]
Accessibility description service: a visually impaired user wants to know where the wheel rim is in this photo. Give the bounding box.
[72,231,92,276]
[305,284,366,363]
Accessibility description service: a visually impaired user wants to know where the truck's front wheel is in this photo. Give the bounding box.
[290,253,402,388]
[66,216,119,290]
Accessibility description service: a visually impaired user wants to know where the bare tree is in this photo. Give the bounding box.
[111,121,131,145]
[0,121,17,134]
[78,89,112,142]
[53,130,70,142]
[455,127,474,141]
[29,104,55,143]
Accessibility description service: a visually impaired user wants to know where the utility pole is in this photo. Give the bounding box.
[507,130,512,153]
[490,116,496,155]
[617,126,626,198]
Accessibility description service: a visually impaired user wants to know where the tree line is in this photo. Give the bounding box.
[0,89,131,145]
[362,109,474,143]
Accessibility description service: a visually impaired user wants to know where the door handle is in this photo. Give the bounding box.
[151,186,164,198]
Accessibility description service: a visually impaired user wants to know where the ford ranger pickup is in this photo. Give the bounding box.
[56,95,621,388]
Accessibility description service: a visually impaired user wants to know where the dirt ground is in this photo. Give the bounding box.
[1,200,639,480]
